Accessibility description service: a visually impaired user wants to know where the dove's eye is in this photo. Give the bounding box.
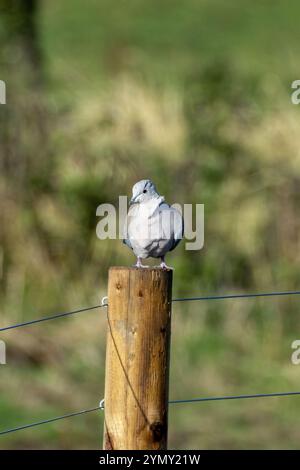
[143,189,147,193]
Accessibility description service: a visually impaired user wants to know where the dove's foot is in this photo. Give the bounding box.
[134,257,149,268]
[159,261,173,270]
[158,256,174,270]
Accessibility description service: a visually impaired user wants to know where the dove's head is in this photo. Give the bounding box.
[130,179,159,205]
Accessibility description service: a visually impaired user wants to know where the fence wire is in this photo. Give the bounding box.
[0,304,105,332]
[1,289,300,333]
[172,290,300,302]
[1,391,300,437]
[1,288,300,438]
[0,406,101,436]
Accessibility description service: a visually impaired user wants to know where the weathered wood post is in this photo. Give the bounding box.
[103,266,173,450]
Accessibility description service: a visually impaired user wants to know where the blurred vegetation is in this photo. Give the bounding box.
[1,0,300,449]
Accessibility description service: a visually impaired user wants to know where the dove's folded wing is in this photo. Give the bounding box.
[123,237,132,249]
[122,204,137,250]
[158,203,184,251]
[169,207,184,251]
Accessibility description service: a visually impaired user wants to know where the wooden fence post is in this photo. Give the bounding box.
[103,266,173,450]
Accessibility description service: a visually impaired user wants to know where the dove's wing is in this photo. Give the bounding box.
[123,237,132,249]
[122,204,137,250]
[158,202,184,251]
[170,208,184,251]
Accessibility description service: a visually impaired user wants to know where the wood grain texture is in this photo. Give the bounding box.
[103,267,173,450]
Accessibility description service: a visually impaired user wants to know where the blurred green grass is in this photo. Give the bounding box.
[41,0,300,87]
[1,0,300,449]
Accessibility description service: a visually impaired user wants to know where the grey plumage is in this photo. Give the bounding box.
[123,179,183,268]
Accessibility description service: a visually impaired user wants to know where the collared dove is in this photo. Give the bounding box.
[123,179,184,268]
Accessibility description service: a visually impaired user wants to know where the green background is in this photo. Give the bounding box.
[1,0,300,449]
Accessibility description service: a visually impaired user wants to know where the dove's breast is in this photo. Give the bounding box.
[126,201,183,259]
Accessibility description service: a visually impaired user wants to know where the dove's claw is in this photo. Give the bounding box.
[159,257,174,270]
[160,261,173,270]
[134,257,149,268]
